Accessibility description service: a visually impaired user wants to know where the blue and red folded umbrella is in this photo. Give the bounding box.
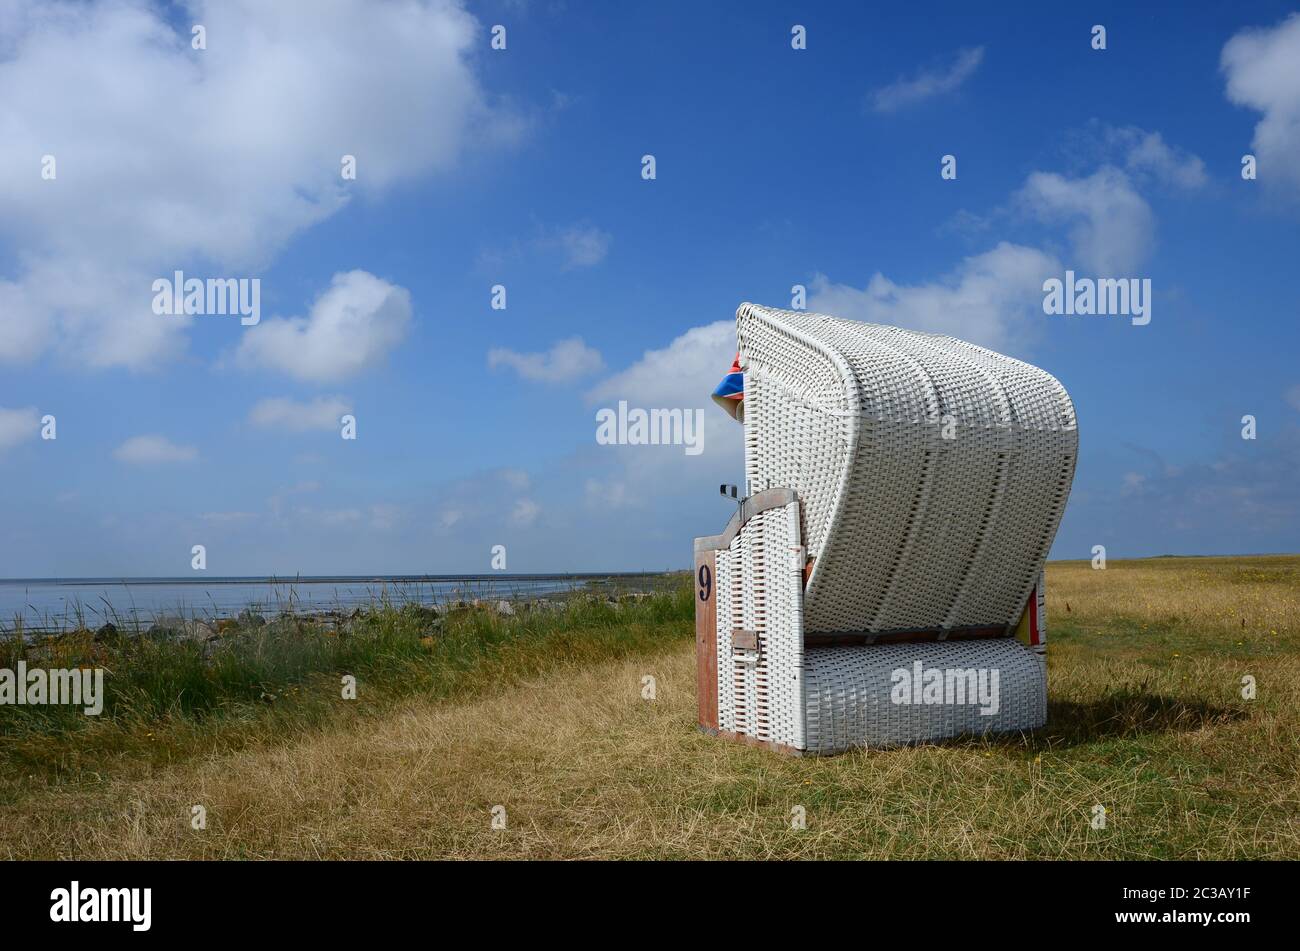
[711,352,744,422]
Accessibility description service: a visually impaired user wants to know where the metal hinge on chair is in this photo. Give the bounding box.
[789,545,806,573]
[731,628,759,652]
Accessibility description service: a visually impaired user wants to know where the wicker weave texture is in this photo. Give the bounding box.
[713,500,805,748]
[736,303,1077,635]
[803,639,1046,753]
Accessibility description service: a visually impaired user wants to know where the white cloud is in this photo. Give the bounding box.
[1016,167,1154,274]
[585,319,744,485]
[308,508,363,526]
[539,222,612,269]
[113,434,198,465]
[501,469,531,490]
[0,0,517,370]
[511,498,540,527]
[0,406,39,452]
[249,395,352,432]
[478,220,612,272]
[588,321,736,410]
[808,143,1176,356]
[369,503,403,531]
[1222,14,1300,196]
[200,511,257,524]
[0,281,54,364]
[945,125,1197,253]
[585,478,633,509]
[1286,384,1300,412]
[1121,471,1146,496]
[488,337,604,383]
[870,46,984,113]
[235,271,412,382]
[428,469,540,536]
[1067,431,1300,549]
[807,242,1060,352]
[1109,127,1207,189]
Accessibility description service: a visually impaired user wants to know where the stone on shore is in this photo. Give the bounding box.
[148,616,219,642]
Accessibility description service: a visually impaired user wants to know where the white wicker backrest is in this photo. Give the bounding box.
[736,302,1077,634]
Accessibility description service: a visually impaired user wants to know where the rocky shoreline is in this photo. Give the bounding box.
[14,591,660,659]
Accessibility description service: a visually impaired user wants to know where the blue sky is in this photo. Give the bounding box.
[1,0,1298,577]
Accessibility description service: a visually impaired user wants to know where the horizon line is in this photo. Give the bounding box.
[3,552,1298,585]
[0,571,684,586]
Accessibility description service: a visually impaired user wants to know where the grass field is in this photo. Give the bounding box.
[2,555,1297,859]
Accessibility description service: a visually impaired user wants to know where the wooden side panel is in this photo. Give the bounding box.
[1014,575,1045,655]
[706,728,805,757]
[694,549,718,730]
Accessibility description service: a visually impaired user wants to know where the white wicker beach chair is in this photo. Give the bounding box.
[694,303,1077,754]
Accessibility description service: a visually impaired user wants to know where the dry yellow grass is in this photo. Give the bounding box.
[1046,554,1299,644]
[3,555,1298,859]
